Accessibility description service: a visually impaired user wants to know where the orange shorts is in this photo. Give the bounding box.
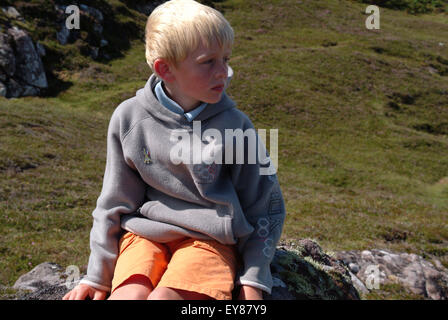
[111,232,239,300]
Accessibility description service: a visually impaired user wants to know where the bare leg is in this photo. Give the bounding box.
[108,274,153,300]
[147,287,212,300]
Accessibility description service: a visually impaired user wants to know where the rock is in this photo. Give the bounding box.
[80,4,104,23]
[54,4,107,60]
[90,47,99,60]
[13,262,66,292]
[17,283,73,300]
[100,39,108,48]
[93,23,103,36]
[348,270,369,295]
[6,78,24,98]
[1,6,23,20]
[348,262,360,273]
[56,24,70,45]
[0,31,16,77]
[336,249,448,300]
[263,239,360,300]
[9,26,47,88]
[54,4,77,45]
[35,42,46,57]
[0,81,6,97]
[0,26,48,98]
[12,262,81,300]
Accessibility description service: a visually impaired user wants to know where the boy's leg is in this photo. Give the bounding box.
[147,287,211,300]
[108,232,169,300]
[108,274,153,300]
[149,238,239,300]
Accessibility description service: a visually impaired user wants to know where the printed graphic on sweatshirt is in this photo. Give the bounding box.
[143,147,152,164]
[257,215,283,258]
[268,191,283,215]
[192,162,218,184]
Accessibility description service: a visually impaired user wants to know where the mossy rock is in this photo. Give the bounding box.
[264,239,360,300]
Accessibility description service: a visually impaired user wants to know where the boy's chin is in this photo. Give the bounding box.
[204,94,223,104]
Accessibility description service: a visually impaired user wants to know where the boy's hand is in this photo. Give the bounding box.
[62,283,107,300]
[237,285,263,300]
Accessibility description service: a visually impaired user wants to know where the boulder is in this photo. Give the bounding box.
[0,81,6,97]
[336,249,448,300]
[0,26,48,98]
[12,262,80,300]
[263,239,360,300]
[8,27,48,89]
[0,31,16,77]
[54,4,107,60]
[1,6,23,20]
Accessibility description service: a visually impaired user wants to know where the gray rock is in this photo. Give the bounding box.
[13,262,66,292]
[336,249,448,300]
[0,81,6,97]
[35,42,46,57]
[1,6,22,20]
[100,39,108,48]
[21,84,40,97]
[80,4,104,23]
[90,47,99,60]
[0,31,16,76]
[93,23,103,36]
[263,239,360,300]
[348,262,360,274]
[17,283,72,300]
[348,270,369,295]
[0,26,48,97]
[12,262,82,300]
[7,78,23,98]
[8,27,48,89]
[56,24,70,45]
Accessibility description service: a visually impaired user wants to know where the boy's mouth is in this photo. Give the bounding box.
[211,85,224,92]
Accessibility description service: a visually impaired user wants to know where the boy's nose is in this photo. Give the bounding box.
[215,62,227,79]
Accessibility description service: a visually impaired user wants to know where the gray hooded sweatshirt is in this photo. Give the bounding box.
[80,74,286,294]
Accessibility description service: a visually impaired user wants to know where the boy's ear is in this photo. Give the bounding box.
[154,58,175,82]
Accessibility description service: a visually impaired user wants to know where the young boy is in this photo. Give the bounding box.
[63,0,285,300]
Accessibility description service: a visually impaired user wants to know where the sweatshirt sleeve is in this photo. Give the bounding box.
[230,118,286,294]
[80,107,147,292]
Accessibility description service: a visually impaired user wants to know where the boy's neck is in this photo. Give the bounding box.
[162,82,202,112]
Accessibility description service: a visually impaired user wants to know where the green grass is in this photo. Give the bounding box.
[1,0,448,300]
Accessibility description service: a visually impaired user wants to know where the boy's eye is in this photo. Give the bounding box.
[202,57,230,64]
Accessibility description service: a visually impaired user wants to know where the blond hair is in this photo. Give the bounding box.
[145,0,234,73]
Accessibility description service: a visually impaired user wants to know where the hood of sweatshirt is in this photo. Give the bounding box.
[135,73,236,128]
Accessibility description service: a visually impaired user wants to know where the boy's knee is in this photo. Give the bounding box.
[108,274,153,300]
[147,287,178,300]
[147,287,210,300]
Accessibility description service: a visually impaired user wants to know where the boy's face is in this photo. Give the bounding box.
[162,39,232,111]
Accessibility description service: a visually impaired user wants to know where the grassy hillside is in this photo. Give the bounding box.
[1,0,447,299]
